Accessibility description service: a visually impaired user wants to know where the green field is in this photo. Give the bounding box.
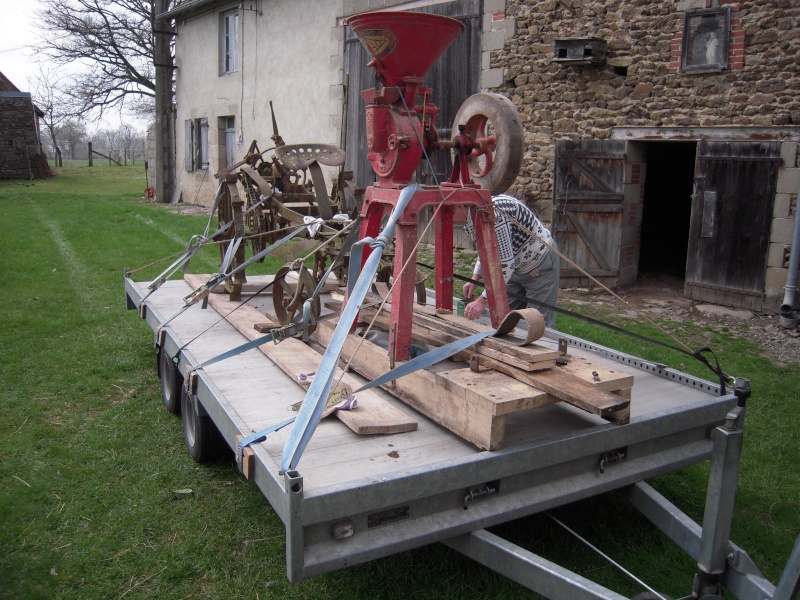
[1,166,797,599]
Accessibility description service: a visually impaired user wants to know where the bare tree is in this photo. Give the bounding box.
[119,124,143,164]
[58,120,88,160]
[33,0,173,121]
[29,67,71,167]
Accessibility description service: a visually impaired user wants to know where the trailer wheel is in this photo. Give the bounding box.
[158,348,183,415]
[180,387,227,463]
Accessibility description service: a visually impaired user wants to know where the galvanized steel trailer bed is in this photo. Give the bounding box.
[124,275,797,599]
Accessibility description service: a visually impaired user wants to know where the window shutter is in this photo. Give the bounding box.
[184,120,194,172]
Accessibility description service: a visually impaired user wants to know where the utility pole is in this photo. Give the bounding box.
[154,0,175,203]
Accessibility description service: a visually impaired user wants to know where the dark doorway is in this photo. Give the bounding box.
[639,141,697,279]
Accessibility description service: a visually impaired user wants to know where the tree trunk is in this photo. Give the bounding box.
[154,0,175,203]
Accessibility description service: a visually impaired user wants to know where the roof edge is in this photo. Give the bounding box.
[158,0,227,20]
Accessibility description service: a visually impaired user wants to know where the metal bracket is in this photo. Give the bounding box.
[558,338,569,355]
[599,448,627,473]
[469,354,493,373]
[463,481,499,510]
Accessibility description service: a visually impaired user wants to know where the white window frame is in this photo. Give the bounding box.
[221,9,239,75]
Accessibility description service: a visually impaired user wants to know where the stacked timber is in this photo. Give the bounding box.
[319,297,632,450]
[186,275,633,451]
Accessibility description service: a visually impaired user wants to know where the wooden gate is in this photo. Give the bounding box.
[685,141,781,310]
[343,0,481,246]
[552,140,626,286]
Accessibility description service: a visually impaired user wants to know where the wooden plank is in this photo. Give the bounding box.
[184,274,417,435]
[485,359,630,424]
[434,368,557,416]
[556,355,634,393]
[350,302,555,372]
[411,305,561,362]
[312,320,505,450]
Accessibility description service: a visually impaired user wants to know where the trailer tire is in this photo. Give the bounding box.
[180,387,228,463]
[159,348,183,415]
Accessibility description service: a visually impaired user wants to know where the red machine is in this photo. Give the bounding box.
[346,10,524,361]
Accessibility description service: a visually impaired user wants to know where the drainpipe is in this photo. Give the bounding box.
[779,180,800,328]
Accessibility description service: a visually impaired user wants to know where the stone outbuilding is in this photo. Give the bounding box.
[0,71,52,180]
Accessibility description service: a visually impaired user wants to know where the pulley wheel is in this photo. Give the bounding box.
[452,93,524,195]
[273,266,321,331]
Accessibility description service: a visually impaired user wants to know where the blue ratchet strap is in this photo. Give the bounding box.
[352,330,493,394]
[181,223,312,308]
[281,185,421,473]
[189,328,284,372]
[236,416,296,468]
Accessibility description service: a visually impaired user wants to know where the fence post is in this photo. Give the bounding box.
[88,142,93,167]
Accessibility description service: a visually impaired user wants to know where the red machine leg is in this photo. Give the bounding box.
[471,205,510,327]
[435,205,454,312]
[389,221,419,361]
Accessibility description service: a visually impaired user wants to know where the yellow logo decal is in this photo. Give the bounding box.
[359,29,397,58]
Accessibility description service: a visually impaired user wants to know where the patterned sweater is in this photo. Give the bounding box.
[465,194,554,286]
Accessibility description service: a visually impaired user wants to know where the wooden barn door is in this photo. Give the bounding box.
[684,141,780,310]
[552,140,626,286]
[342,0,481,225]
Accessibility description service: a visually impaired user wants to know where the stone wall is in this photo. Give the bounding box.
[483,0,800,216]
[0,94,48,180]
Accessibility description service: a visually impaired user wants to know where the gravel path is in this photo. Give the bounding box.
[560,275,800,368]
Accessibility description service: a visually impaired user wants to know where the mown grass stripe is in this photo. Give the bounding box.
[31,204,95,306]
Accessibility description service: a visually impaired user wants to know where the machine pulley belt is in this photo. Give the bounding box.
[421,263,732,394]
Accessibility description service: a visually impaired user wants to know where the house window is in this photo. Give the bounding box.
[185,118,209,172]
[221,10,238,74]
[680,7,730,73]
[219,116,237,169]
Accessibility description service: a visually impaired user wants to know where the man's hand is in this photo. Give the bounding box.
[462,274,481,301]
[464,295,487,320]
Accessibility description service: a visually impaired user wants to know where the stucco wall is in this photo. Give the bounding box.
[174,0,345,206]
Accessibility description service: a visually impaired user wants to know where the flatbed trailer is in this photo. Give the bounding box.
[124,274,799,600]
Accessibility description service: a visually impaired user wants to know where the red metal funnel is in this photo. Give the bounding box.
[346,11,465,86]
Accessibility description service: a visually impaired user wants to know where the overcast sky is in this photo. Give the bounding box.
[0,0,38,92]
[0,0,147,130]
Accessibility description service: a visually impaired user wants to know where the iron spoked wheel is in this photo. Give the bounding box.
[180,387,228,464]
[273,266,321,331]
[452,92,524,195]
[158,347,183,415]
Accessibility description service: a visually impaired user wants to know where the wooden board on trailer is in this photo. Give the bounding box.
[184,274,417,435]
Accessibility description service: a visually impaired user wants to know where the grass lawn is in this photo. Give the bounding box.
[1,166,797,599]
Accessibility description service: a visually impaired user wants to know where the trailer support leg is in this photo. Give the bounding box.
[285,470,305,583]
[694,379,749,597]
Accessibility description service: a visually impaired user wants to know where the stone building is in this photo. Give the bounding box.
[0,71,52,180]
[480,0,799,311]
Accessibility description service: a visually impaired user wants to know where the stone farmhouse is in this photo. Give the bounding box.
[161,0,798,312]
[0,71,51,180]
